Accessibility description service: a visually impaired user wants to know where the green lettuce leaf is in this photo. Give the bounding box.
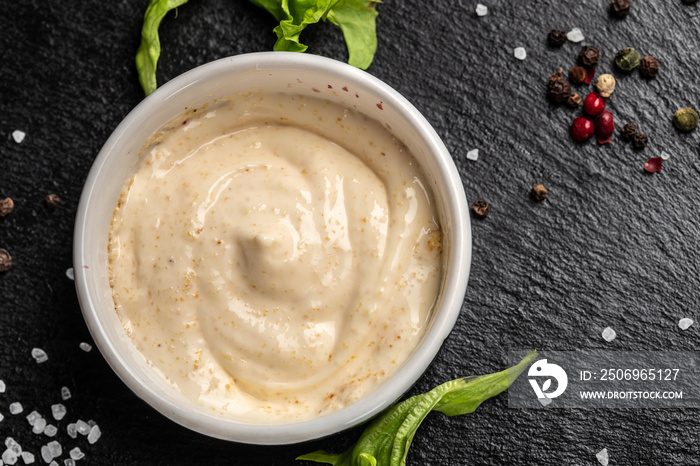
[297,350,537,466]
[250,0,341,53]
[327,0,378,70]
[135,0,190,96]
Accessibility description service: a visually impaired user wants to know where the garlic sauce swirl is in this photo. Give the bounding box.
[108,92,442,423]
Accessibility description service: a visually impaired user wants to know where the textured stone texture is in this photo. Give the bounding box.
[1,0,699,464]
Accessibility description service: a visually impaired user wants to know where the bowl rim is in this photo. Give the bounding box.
[73,51,471,445]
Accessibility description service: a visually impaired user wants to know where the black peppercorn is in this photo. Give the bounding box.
[640,55,659,79]
[547,29,566,46]
[569,66,587,85]
[578,46,600,67]
[45,194,60,208]
[531,184,548,201]
[632,133,648,149]
[0,248,11,272]
[610,0,631,17]
[0,197,13,217]
[471,200,489,218]
[547,68,571,104]
[621,123,638,141]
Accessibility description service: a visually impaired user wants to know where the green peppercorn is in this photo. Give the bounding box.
[673,108,699,132]
[615,47,641,72]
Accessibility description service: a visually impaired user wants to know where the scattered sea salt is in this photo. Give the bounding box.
[31,348,48,364]
[514,47,527,60]
[50,404,66,421]
[679,318,694,330]
[5,438,19,452]
[602,327,616,342]
[66,424,77,439]
[78,343,92,353]
[50,462,59,466]
[75,420,90,436]
[44,425,58,437]
[69,448,84,461]
[87,425,101,445]
[21,451,35,464]
[63,459,75,466]
[660,151,671,161]
[65,268,74,281]
[9,403,23,415]
[11,130,26,144]
[60,387,71,401]
[475,3,488,16]
[596,447,609,465]
[26,411,41,426]
[0,380,5,393]
[46,441,62,459]
[40,446,52,464]
[0,413,4,422]
[2,449,18,465]
[32,417,47,434]
[466,149,480,161]
[566,28,585,43]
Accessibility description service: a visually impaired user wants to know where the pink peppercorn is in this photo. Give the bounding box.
[583,92,606,117]
[595,110,615,144]
[571,117,595,142]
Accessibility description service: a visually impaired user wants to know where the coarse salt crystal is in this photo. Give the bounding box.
[11,130,25,144]
[32,417,47,434]
[0,412,4,422]
[50,462,59,466]
[466,149,479,161]
[40,446,52,464]
[660,151,671,161]
[87,425,101,445]
[75,420,90,436]
[26,411,41,426]
[475,3,488,16]
[78,343,92,353]
[65,268,74,281]
[50,404,66,421]
[21,451,35,464]
[64,459,75,466]
[679,318,694,330]
[2,449,18,465]
[602,327,616,342]
[66,424,77,439]
[4,438,17,449]
[46,441,61,459]
[0,380,5,393]
[9,402,23,415]
[596,448,609,465]
[514,47,527,60]
[31,348,48,364]
[68,448,84,461]
[44,425,58,437]
[566,28,584,43]
[60,387,71,401]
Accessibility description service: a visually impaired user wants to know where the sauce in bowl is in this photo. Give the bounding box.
[108,92,442,423]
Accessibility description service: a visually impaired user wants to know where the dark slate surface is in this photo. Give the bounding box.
[1,0,699,464]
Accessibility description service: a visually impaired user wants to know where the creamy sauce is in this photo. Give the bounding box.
[108,92,442,423]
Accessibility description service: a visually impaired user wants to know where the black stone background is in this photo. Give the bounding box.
[1,0,699,464]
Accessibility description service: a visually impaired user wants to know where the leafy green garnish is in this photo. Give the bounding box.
[297,350,537,466]
[135,0,190,96]
[327,0,378,70]
[135,0,380,96]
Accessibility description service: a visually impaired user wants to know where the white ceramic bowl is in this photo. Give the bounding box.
[74,52,471,444]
